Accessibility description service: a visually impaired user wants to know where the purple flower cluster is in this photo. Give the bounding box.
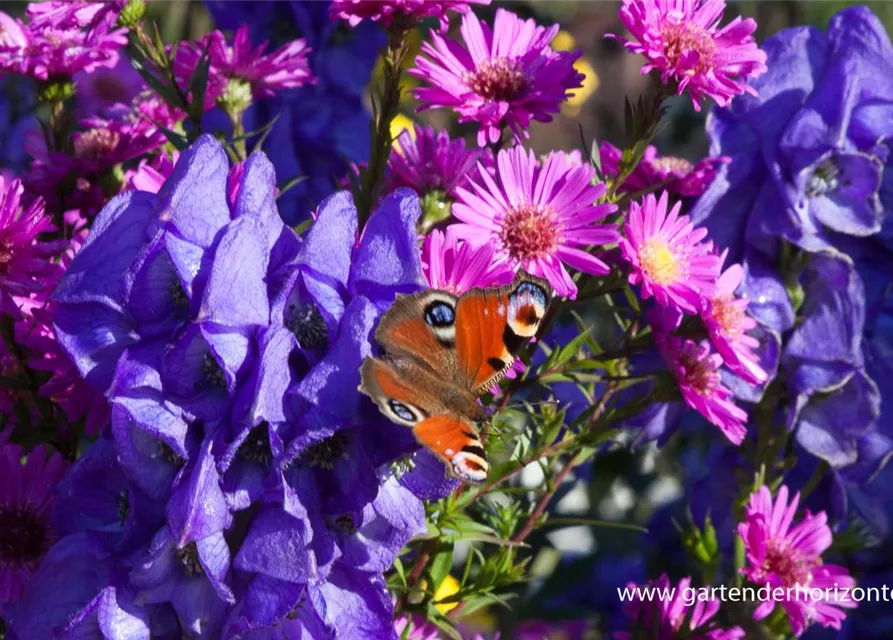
[0,2,127,80]
[690,6,893,494]
[4,136,442,638]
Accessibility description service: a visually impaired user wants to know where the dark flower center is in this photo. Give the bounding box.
[498,203,559,262]
[677,347,718,396]
[806,159,841,197]
[331,514,357,535]
[201,354,227,389]
[74,128,121,160]
[169,280,189,312]
[0,505,52,566]
[238,423,273,467]
[286,301,329,350]
[466,57,528,102]
[301,433,348,470]
[661,21,716,73]
[651,156,694,176]
[176,542,204,578]
[155,440,184,467]
[116,490,130,523]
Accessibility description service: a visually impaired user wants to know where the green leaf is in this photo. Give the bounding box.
[428,543,454,593]
[391,557,406,587]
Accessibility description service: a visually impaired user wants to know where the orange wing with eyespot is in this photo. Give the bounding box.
[454,273,552,395]
[413,415,488,484]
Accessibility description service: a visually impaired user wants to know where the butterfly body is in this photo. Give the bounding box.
[360,272,552,483]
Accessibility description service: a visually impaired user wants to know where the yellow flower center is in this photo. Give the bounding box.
[639,239,681,284]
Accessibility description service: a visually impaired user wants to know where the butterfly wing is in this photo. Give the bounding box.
[372,290,461,375]
[454,272,552,395]
[359,358,487,483]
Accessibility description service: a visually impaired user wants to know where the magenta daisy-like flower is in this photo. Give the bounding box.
[739,485,857,636]
[387,125,484,199]
[618,574,745,640]
[174,26,313,101]
[609,0,767,111]
[0,440,67,606]
[700,252,767,385]
[656,334,747,444]
[330,0,490,31]
[0,6,126,80]
[422,228,514,295]
[410,9,585,146]
[600,141,728,197]
[619,191,721,313]
[452,146,619,298]
[0,177,64,317]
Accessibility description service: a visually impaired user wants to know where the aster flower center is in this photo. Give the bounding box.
[286,301,329,350]
[466,57,528,102]
[499,203,559,261]
[651,156,694,176]
[661,20,717,73]
[763,540,817,586]
[238,423,273,467]
[0,505,52,566]
[639,238,683,284]
[709,296,745,338]
[677,349,718,396]
[74,128,121,160]
[175,542,204,578]
[301,433,348,470]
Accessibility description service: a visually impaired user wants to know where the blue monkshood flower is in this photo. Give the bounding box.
[690,6,893,262]
[206,0,384,224]
[782,253,881,471]
[41,132,443,636]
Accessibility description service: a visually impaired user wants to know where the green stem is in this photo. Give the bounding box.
[357,19,413,228]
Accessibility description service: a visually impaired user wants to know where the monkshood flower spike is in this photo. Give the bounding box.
[13,134,430,638]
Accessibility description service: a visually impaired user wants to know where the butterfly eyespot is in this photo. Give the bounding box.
[388,400,417,423]
[512,282,549,308]
[423,301,455,328]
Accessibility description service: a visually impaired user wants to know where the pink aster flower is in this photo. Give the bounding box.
[656,334,747,444]
[739,485,857,636]
[452,146,618,299]
[410,9,585,146]
[700,252,767,385]
[331,0,490,31]
[619,191,721,313]
[617,574,744,640]
[422,228,514,295]
[174,26,313,101]
[25,1,124,30]
[387,125,484,199]
[0,177,64,317]
[73,55,144,118]
[608,0,768,111]
[0,6,126,80]
[600,141,729,197]
[124,151,179,194]
[0,440,67,607]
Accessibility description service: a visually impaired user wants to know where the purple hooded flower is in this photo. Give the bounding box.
[783,254,881,469]
[690,6,893,260]
[41,131,441,636]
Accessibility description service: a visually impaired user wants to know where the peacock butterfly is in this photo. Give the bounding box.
[359,272,552,483]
